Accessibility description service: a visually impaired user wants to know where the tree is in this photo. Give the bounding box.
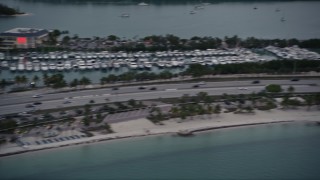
[128,99,137,107]
[214,104,221,117]
[304,95,313,111]
[14,75,22,86]
[265,84,282,93]
[20,75,28,87]
[79,77,91,85]
[287,86,295,94]
[70,78,79,87]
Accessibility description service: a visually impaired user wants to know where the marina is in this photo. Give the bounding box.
[0,48,271,73]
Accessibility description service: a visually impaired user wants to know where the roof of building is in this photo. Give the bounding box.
[0,28,49,37]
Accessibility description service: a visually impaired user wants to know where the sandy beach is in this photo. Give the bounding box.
[0,107,319,157]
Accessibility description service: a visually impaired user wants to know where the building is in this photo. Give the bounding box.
[0,28,49,50]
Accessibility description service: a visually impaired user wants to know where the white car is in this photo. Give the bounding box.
[238,87,248,90]
[32,94,42,98]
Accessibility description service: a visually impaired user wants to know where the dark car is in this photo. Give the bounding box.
[25,104,35,108]
[291,78,300,81]
[112,87,119,90]
[138,86,146,90]
[252,80,260,84]
[33,102,42,105]
[193,84,199,88]
[149,87,157,90]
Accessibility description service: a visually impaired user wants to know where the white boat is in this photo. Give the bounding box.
[9,63,17,71]
[101,61,108,69]
[78,60,86,70]
[1,61,9,68]
[64,61,72,70]
[113,62,120,69]
[120,13,130,18]
[93,60,101,69]
[49,63,57,71]
[56,61,64,71]
[33,60,41,71]
[190,10,196,14]
[26,61,33,71]
[86,60,93,70]
[129,62,138,69]
[138,2,149,6]
[41,62,48,71]
[17,61,25,71]
[144,62,152,69]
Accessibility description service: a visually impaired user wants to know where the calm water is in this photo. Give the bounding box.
[1,0,320,39]
[1,122,320,179]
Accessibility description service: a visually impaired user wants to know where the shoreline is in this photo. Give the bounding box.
[0,118,318,158]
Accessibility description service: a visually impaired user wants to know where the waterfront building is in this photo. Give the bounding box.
[0,28,49,50]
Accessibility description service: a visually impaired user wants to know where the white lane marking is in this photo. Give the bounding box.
[165,89,177,91]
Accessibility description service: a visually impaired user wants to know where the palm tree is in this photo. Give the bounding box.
[14,75,22,86]
[287,86,295,94]
[214,104,221,117]
[304,95,313,111]
[170,106,180,118]
[20,75,28,87]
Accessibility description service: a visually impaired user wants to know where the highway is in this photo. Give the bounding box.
[0,79,319,115]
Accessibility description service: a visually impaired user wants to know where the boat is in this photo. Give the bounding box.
[40,62,48,71]
[17,61,25,71]
[56,61,64,71]
[1,61,9,69]
[190,10,196,14]
[64,61,72,70]
[33,60,41,71]
[113,62,120,69]
[93,60,101,69]
[120,13,130,18]
[78,60,86,70]
[86,60,93,70]
[138,2,149,6]
[9,63,17,71]
[26,61,33,71]
[281,17,286,22]
[129,62,138,69]
[49,63,57,71]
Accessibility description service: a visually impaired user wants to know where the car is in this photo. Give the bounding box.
[238,87,248,90]
[149,87,157,90]
[33,101,42,105]
[63,100,71,104]
[197,81,206,85]
[193,84,199,88]
[25,104,35,108]
[252,80,260,84]
[138,86,146,90]
[291,78,300,81]
[32,94,42,98]
[112,87,119,90]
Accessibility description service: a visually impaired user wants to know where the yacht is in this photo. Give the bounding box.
[113,62,120,69]
[33,60,41,71]
[49,63,57,71]
[1,61,9,68]
[26,61,33,71]
[129,62,138,69]
[86,60,93,70]
[93,60,101,69]
[138,2,149,6]
[120,13,130,18]
[101,61,108,69]
[78,60,86,70]
[9,63,17,71]
[41,62,49,71]
[64,61,72,70]
[17,61,25,71]
[56,61,64,71]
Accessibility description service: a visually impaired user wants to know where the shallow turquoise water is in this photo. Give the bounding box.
[1,122,320,179]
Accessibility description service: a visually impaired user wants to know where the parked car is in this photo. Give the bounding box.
[25,104,35,108]
[149,87,157,90]
[291,78,300,81]
[252,80,260,84]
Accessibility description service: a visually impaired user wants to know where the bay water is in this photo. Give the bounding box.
[1,122,320,179]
